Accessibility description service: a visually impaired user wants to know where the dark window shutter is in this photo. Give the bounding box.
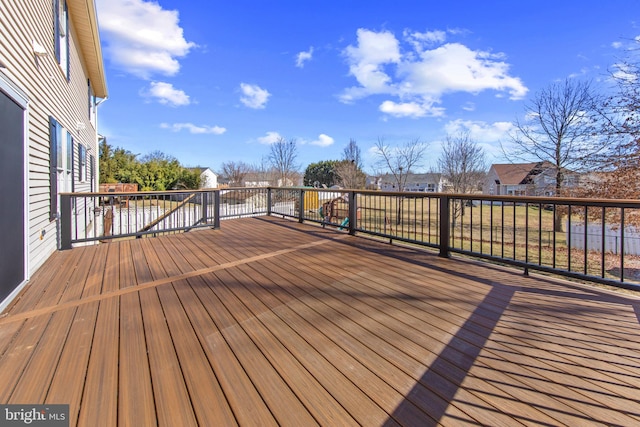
[49,116,58,221]
[53,0,60,62]
[65,1,70,81]
[70,136,75,193]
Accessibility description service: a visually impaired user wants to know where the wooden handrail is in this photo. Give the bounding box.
[138,193,197,233]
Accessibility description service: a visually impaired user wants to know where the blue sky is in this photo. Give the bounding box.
[95,0,640,174]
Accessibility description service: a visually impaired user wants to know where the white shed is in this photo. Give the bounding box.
[198,167,218,188]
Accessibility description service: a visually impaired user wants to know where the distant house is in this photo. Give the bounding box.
[243,172,271,188]
[531,166,580,196]
[276,177,299,187]
[365,175,382,190]
[190,167,218,188]
[0,0,108,307]
[241,172,301,187]
[375,173,446,192]
[483,162,579,196]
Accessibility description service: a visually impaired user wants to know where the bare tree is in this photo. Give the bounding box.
[251,157,277,187]
[374,137,427,191]
[374,137,427,224]
[334,160,366,189]
[571,53,640,226]
[221,161,251,187]
[438,131,487,225]
[335,139,366,188]
[507,78,606,194]
[342,138,363,169]
[268,137,299,187]
[439,131,487,193]
[507,78,607,231]
[583,55,640,198]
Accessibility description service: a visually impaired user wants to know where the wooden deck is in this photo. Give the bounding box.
[1,216,640,426]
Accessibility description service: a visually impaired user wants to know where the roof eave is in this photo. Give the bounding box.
[68,0,108,98]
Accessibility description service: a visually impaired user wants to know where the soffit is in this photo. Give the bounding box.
[67,0,107,98]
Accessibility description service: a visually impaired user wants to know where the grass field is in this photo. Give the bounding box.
[312,194,637,284]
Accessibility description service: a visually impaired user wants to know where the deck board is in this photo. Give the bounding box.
[246,256,513,424]
[77,297,119,426]
[185,275,279,426]
[118,292,157,427]
[1,216,640,426]
[0,314,53,402]
[141,285,199,426]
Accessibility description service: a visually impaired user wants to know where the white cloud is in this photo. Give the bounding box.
[403,29,447,53]
[612,41,623,49]
[341,29,401,103]
[462,102,476,111]
[341,28,528,115]
[444,119,514,142]
[296,47,314,68]
[309,134,334,147]
[257,131,282,144]
[146,81,190,106]
[379,100,444,118]
[399,43,527,99]
[240,83,271,109]
[96,0,196,79]
[441,119,515,161]
[611,62,638,83]
[160,122,226,135]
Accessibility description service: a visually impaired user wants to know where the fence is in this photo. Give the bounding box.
[569,223,640,255]
[60,188,640,290]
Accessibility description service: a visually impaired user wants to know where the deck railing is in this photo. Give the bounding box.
[59,187,269,246]
[61,187,640,290]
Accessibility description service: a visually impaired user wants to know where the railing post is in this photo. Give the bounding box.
[213,190,221,229]
[348,191,357,235]
[298,189,305,223]
[60,194,72,250]
[201,191,209,225]
[439,195,450,258]
[267,187,272,216]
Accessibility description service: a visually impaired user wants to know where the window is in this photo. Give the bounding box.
[88,80,97,126]
[49,117,60,220]
[55,122,63,172]
[65,132,72,173]
[50,117,75,220]
[89,154,95,191]
[54,0,69,79]
[78,144,86,182]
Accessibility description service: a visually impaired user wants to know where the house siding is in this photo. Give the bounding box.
[377,173,445,192]
[200,169,218,188]
[0,0,106,281]
[484,163,580,197]
[483,167,500,195]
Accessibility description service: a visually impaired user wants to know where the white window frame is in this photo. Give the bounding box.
[54,0,70,79]
[54,122,73,193]
[78,144,87,183]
